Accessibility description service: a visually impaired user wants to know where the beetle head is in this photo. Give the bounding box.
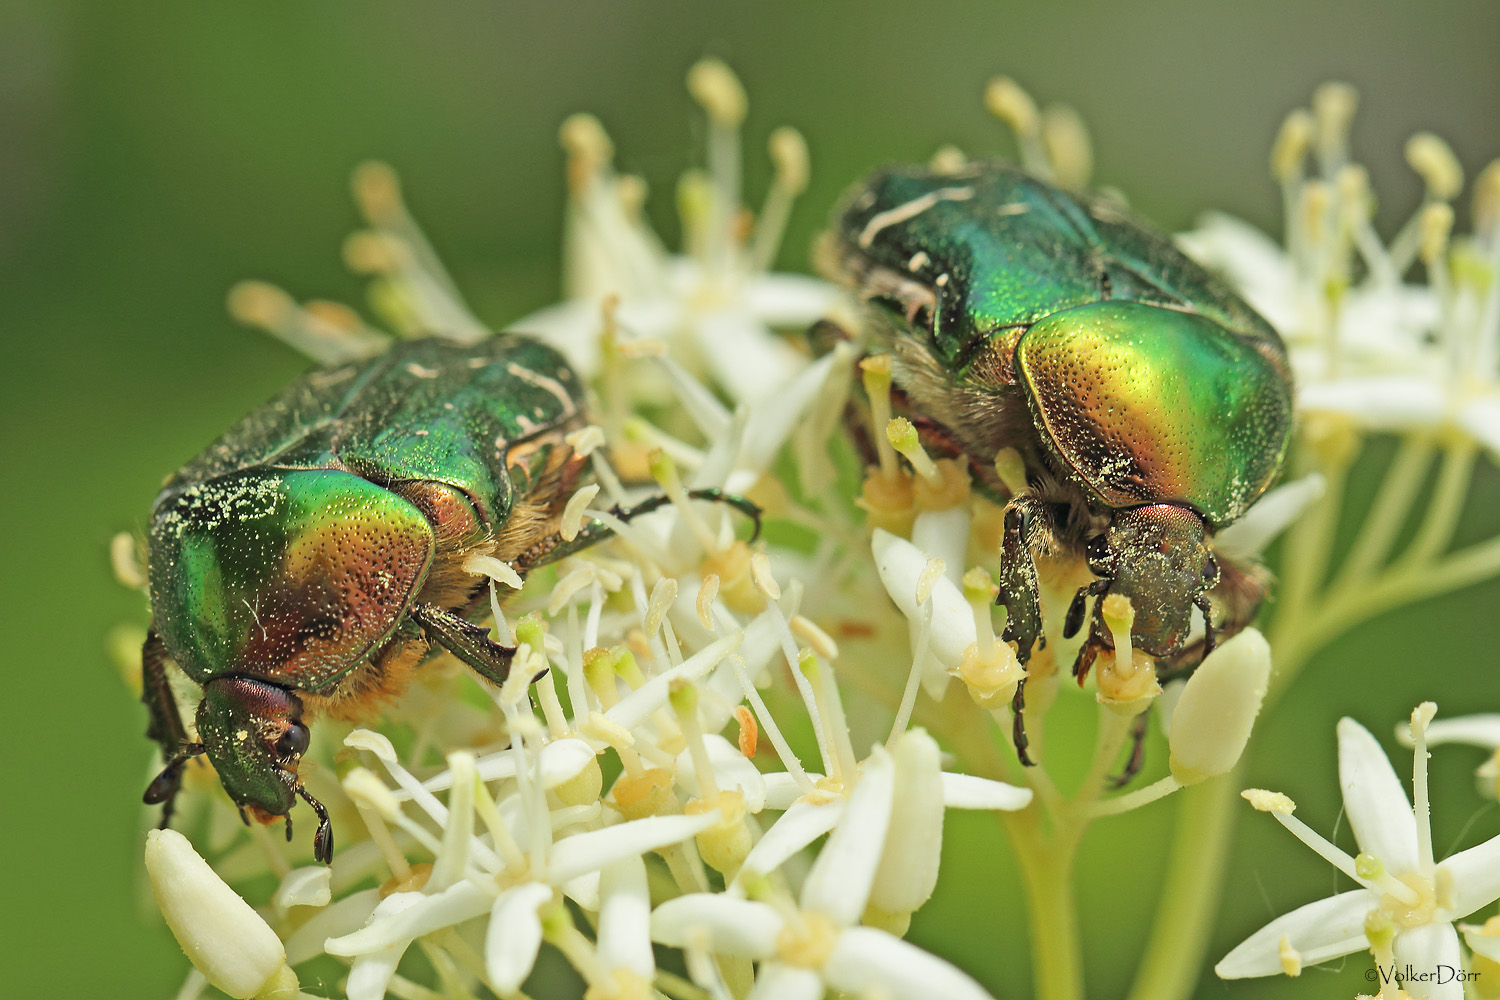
[194,677,332,862]
[1089,504,1218,658]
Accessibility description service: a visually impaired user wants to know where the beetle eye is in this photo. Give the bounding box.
[1085,535,1113,575]
[275,723,310,761]
[1202,556,1221,588]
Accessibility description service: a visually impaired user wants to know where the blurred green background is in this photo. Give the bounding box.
[5,2,1499,997]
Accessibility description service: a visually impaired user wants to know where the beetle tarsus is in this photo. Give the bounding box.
[295,783,334,864]
[1107,709,1151,788]
[1011,676,1035,766]
[1064,578,1111,640]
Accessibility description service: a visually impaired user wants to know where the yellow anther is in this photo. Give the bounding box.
[1041,103,1093,189]
[1474,159,1500,231]
[750,551,781,601]
[1311,81,1358,158]
[111,532,146,590]
[351,161,403,223]
[769,126,810,195]
[1419,202,1455,264]
[887,417,941,484]
[342,230,403,274]
[687,58,748,128]
[561,483,600,542]
[226,280,294,331]
[616,175,649,217]
[993,447,1029,498]
[696,574,719,630]
[1277,934,1303,977]
[1406,132,1464,201]
[984,76,1039,137]
[790,614,839,660]
[1241,788,1297,814]
[915,557,945,607]
[1270,108,1314,183]
[929,144,968,175]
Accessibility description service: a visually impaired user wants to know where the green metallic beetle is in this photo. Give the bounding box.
[823,161,1293,763]
[141,333,755,860]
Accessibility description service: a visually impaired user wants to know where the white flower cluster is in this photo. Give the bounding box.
[1179,82,1500,454]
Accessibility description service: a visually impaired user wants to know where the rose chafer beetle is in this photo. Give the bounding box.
[141,333,756,861]
[824,161,1293,764]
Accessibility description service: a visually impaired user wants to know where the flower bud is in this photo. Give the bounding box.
[1168,628,1271,784]
[145,829,298,999]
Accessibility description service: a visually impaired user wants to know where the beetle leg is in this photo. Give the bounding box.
[1063,578,1112,640]
[1107,708,1151,788]
[995,496,1057,665]
[408,602,521,687]
[1010,676,1034,766]
[140,629,206,828]
[514,488,762,573]
[1194,594,1217,655]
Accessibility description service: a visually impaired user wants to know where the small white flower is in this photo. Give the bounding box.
[1217,705,1500,998]
[653,745,999,1000]
[516,59,839,408]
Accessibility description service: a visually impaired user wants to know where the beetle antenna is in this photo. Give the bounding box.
[296,783,335,864]
[1063,578,1111,639]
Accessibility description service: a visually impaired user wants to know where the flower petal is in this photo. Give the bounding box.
[324,882,493,956]
[1402,714,1500,750]
[605,631,743,731]
[597,855,654,978]
[739,273,840,326]
[825,926,996,1000]
[1298,375,1444,428]
[1459,397,1500,458]
[652,894,783,958]
[284,888,381,967]
[273,865,332,912]
[418,737,597,794]
[871,529,976,670]
[1215,890,1373,978]
[1338,717,1420,874]
[869,729,944,915]
[747,962,825,1000]
[736,797,846,888]
[485,882,552,993]
[1462,924,1500,962]
[694,309,805,406]
[1437,832,1500,917]
[938,773,1033,811]
[548,810,722,884]
[1214,474,1325,561]
[1393,922,1464,1000]
[800,747,895,924]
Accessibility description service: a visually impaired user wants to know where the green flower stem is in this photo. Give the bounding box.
[1332,433,1436,588]
[1122,773,1239,1000]
[1007,817,1085,1000]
